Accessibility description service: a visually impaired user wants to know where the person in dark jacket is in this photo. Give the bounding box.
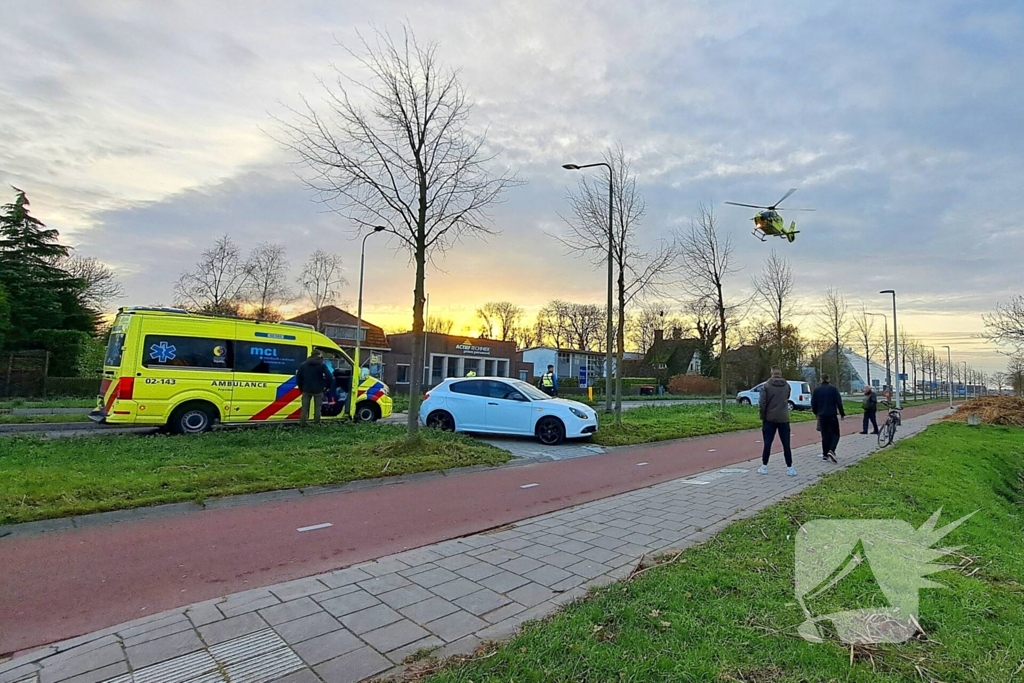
[758,368,796,476]
[296,350,333,425]
[860,386,879,434]
[811,374,845,462]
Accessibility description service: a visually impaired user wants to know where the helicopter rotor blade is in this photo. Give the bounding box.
[724,201,770,209]
[784,208,816,212]
[770,187,798,209]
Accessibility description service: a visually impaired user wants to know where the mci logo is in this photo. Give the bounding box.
[250,347,279,357]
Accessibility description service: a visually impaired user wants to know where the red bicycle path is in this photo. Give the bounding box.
[0,404,942,657]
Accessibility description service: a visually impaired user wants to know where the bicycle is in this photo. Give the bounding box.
[877,403,902,447]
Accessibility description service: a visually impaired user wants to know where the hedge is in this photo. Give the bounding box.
[30,329,93,377]
[44,377,102,398]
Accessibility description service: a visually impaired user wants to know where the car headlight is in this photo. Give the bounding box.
[569,407,589,419]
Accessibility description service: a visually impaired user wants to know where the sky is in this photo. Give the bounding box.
[2,0,1021,374]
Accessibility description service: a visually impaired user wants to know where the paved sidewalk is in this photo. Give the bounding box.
[0,410,946,683]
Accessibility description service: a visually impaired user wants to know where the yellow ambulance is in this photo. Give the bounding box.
[92,307,393,433]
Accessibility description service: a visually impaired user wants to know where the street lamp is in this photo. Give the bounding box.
[865,312,890,393]
[879,290,901,409]
[943,345,953,409]
[355,225,387,378]
[563,161,614,413]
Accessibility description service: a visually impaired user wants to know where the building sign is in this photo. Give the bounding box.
[579,365,588,387]
[455,341,492,356]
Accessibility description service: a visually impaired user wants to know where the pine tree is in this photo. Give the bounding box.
[0,188,93,348]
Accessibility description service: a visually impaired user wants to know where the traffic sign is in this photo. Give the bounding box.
[898,373,908,380]
[579,365,588,387]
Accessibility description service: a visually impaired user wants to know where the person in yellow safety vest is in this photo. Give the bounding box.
[465,369,477,377]
[539,364,559,397]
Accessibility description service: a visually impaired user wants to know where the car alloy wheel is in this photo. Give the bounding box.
[536,417,565,446]
[427,411,455,432]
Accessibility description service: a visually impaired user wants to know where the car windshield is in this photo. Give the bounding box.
[511,380,551,401]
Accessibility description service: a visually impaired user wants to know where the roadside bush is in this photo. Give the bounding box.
[668,374,719,395]
[30,329,93,376]
[44,377,101,398]
[593,377,656,393]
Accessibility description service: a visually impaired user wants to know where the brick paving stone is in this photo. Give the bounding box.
[360,620,431,653]
[495,537,533,552]
[268,670,321,683]
[258,597,323,626]
[355,557,411,577]
[125,630,203,669]
[377,584,434,610]
[273,611,343,645]
[433,554,478,571]
[197,612,267,646]
[453,589,511,616]
[291,629,362,666]
[433,635,482,660]
[498,557,544,575]
[319,589,380,618]
[481,601,526,624]
[614,542,653,558]
[269,577,328,602]
[565,560,612,580]
[589,535,628,551]
[506,583,557,608]
[620,532,659,547]
[472,548,520,565]
[453,561,503,581]
[0,664,39,683]
[57,661,127,683]
[567,530,601,544]
[38,644,124,683]
[357,573,411,596]
[314,646,391,683]
[339,604,403,635]
[578,546,622,564]
[424,611,487,642]
[218,593,280,618]
[549,574,587,592]
[540,551,583,569]
[516,543,560,560]
[384,635,444,665]
[408,566,460,588]
[121,619,193,647]
[523,565,573,588]
[431,578,484,601]
[185,601,224,628]
[477,570,530,594]
[398,596,460,624]
[320,566,373,589]
[389,547,445,566]
[312,584,361,603]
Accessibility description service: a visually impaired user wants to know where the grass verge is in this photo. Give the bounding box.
[0,413,90,425]
[0,398,96,409]
[0,424,510,525]
[425,422,1024,683]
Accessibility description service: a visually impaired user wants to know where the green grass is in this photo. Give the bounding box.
[0,413,90,425]
[0,397,97,409]
[0,424,510,525]
[426,422,1024,683]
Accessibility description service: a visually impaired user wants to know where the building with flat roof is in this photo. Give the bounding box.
[383,332,532,392]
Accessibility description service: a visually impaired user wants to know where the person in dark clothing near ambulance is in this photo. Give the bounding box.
[296,350,333,425]
[812,374,845,462]
[757,368,797,477]
[860,385,879,434]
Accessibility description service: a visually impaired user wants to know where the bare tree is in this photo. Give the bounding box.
[425,316,455,334]
[276,26,519,437]
[174,235,251,315]
[751,248,794,366]
[629,304,667,353]
[59,254,125,313]
[476,301,522,341]
[674,203,739,413]
[298,250,347,330]
[513,323,538,351]
[817,288,849,391]
[984,296,1024,349]
[686,297,722,351]
[851,308,876,389]
[536,300,571,349]
[565,303,604,351]
[1008,353,1024,397]
[557,145,675,418]
[246,242,291,321]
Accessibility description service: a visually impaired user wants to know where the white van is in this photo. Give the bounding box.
[736,380,813,410]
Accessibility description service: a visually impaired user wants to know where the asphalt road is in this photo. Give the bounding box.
[0,402,944,657]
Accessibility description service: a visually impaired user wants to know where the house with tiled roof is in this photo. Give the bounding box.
[287,305,390,355]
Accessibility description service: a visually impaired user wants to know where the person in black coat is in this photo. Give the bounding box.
[811,374,845,462]
[860,386,879,434]
[296,351,333,425]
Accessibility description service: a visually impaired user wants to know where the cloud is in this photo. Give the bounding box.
[2,0,1022,372]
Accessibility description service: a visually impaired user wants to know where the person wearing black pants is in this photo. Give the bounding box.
[811,374,845,462]
[860,386,879,434]
[757,368,796,476]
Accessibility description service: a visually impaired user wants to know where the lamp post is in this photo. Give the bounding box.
[355,225,387,377]
[865,312,889,393]
[563,161,614,413]
[943,345,953,409]
[879,290,901,409]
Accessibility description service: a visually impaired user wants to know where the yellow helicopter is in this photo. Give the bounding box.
[725,188,814,242]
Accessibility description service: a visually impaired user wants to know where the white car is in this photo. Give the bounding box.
[420,377,598,445]
[736,380,813,410]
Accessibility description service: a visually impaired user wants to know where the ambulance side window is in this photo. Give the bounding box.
[235,342,307,375]
[142,335,230,369]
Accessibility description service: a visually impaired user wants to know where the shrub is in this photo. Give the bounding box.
[668,374,719,395]
[30,329,93,376]
[44,377,102,398]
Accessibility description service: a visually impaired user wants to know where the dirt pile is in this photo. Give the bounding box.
[943,396,1024,427]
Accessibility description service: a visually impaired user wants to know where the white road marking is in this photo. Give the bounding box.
[636,462,649,467]
[707,449,717,452]
[296,523,333,533]
[520,483,540,489]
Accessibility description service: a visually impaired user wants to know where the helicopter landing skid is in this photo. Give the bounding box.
[753,230,767,242]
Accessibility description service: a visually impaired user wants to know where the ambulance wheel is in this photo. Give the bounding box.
[169,402,216,434]
[355,401,381,423]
